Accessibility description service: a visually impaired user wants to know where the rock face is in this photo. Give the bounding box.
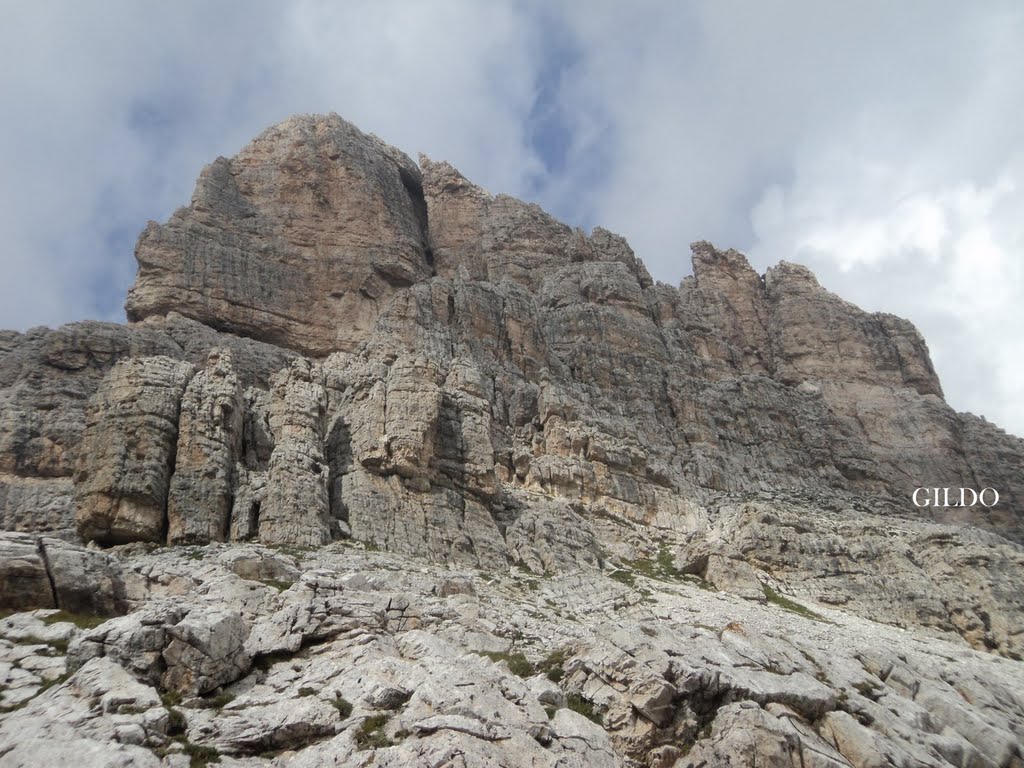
[125,114,432,356]
[257,359,332,546]
[1,113,1023,766]
[167,350,243,544]
[74,357,194,546]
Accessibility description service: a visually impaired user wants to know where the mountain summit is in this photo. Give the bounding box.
[1,114,1022,766]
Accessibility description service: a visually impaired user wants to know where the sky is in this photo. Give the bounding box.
[1,2,1022,437]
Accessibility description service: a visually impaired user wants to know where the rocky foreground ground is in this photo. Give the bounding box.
[2,537,1023,767]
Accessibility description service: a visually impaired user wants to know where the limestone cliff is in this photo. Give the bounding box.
[1,113,1023,767]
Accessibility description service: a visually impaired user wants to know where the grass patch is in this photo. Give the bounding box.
[609,569,636,588]
[682,574,717,591]
[331,694,353,719]
[182,742,220,767]
[566,693,602,726]
[297,687,317,697]
[161,690,183,708]
[762,585,828,622]
[477,651,534,678]
[198,692,234,710]
[259,579,295,592]
[538,648,571,683]
[354,713,392,750]
[41,611,109,630]
[14,635,69,654]
[622,546,687,583]
[34,671,71,696]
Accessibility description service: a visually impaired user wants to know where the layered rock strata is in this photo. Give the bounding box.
[0,113,1022,766]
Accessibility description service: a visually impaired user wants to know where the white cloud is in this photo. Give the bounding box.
[0,2,1021,435]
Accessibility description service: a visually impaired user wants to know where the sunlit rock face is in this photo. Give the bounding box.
[1,113,1023,767]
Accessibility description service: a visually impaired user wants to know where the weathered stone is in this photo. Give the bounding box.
[126,113,432,356]
[258,359,331,546]
[2,111,1024,768]
[74,356,194,545]
[0,532,126,615]
[0,533,54,612]
[160,607,251,695]
[167,350,244,544]
[704,554,766,602]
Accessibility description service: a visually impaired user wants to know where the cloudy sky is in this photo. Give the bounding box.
[1,2,1022,436]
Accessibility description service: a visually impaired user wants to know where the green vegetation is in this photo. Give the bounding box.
[259,578,295,592]
[762,585,828,622]
[681,574,717,591]
[13,635,69,654]
[297,687,317,697]
[609,569,636,588]
[166,706,187,735]
[161,690,183,708]
[331,694,353,719]
[198,692,234,710]
[477,651,534,678]
[609,546,716,594]
[41,610,109,630]
[354,713,392,750]
[182,742,221,767]
[538,648,571,683]
[566,693,602,725]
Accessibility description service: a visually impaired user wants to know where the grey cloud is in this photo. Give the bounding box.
[0,1,1020,436]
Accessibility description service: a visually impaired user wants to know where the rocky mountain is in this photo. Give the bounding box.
[1,113,1022,767]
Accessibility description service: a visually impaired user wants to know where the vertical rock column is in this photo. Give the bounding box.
[167,350,244,544]
[258,359,331,546]
[74,357,194,545]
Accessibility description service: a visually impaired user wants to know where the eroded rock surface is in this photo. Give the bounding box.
[2,112,1023,766]
[0,545,1020,767]
[74,357,194,546]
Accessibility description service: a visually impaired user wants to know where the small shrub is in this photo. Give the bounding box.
[478,651,534,678]
[182,742,221,767]
[538,648,570,683]
[354,713,392,750]
[332,694,353,719]
[199,692,234,710]
[166,707,187,735]
[297,687,317,697]
[566,693,602,725]
[762,585,828,622]
[161,690,183,708]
